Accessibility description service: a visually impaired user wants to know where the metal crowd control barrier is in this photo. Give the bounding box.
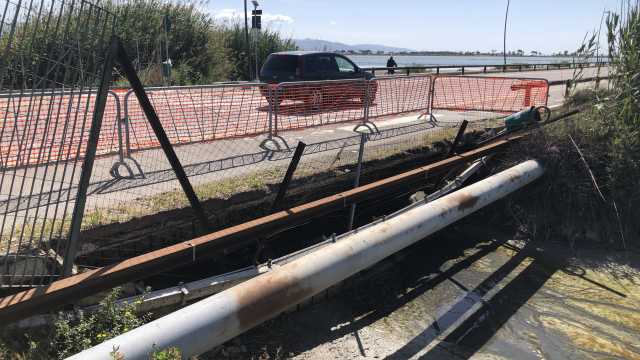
[369,75,432,120]
[429,76,549,114]
[0,0,117,287]
[0,90,121,169]
[114,74,550,159]
[122,83,271,154]
[272,78,372,133]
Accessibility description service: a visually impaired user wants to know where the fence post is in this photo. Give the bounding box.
[448,120,468,157]
[363,78,370,123]
[122,90,134,157]
[274,84,281,136]
[62,37,118,277]
[110,91,126,163]
[271,142,306,212]
[348,132,367,231]
[267,85,274,138]
[427,76,436,123]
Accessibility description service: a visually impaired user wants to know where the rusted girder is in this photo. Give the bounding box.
[0,133,526,324]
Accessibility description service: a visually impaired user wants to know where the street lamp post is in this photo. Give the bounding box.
[503,0,510,68]
[252,1,260,81]
[244,0,251,79]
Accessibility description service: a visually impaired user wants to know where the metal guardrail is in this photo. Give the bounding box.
[362,61,609,76]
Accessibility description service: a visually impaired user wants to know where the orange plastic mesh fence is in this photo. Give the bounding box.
[369,75,432,119]
[431,76,549,113]
[0,91,120,169]
[273,79,369,132]
[123,84,270,153]
[1,76,551,169]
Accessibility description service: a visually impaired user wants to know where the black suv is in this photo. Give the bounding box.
[259,51,377,107]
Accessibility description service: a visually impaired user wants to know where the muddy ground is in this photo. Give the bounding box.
[202,202,640,360]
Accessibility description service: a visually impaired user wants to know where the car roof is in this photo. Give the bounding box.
[271,51,345,57]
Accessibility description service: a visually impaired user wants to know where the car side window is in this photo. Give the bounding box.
[307,55,339,74]
[335,56,356,73]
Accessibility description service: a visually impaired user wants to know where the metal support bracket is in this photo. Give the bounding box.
[62,37,118,277]
[348,123,379,231]
[114,37,210,232]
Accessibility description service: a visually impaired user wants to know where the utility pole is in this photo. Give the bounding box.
[252,1,261,81]
[244,0,251,79]
[503,0,510,67]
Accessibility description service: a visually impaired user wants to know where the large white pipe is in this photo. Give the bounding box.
[69,160,544,360]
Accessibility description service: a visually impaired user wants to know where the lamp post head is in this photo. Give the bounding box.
[252,1,259,8]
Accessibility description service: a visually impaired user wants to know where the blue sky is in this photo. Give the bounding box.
[208,0,621,53]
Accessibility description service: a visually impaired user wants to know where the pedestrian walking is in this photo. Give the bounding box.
[387,55,398,74]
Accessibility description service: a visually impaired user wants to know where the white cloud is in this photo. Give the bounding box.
[263,13,294,23]
[329,20,337,26]
[212,8,293,24]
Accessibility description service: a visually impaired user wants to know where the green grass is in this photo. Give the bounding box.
[2,115,507,262]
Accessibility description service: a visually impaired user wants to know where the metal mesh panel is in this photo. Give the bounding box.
[369,75,432,120]
[431,76,549,114]
[0,91,120,168]
[122,83,271,153]
[274,79,369,132]
[0,0,115,287]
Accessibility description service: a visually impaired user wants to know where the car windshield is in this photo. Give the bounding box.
[261,55,299,76]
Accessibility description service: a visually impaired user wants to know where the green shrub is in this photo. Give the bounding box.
[150,347,182,360]
[507,5,640,248]
[46,288,149,359]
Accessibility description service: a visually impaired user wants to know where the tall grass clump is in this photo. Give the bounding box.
[1,0,296,87]
[109,0,296,85]
[507,4,640,248]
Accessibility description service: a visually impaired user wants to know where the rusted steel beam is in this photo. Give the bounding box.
[0,134,525,324]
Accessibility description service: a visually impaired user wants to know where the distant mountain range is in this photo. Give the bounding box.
[294,38,412,53]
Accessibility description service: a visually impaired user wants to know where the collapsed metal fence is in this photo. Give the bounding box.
[0,0,116,287]
[0,91,121,168]
[0,36,552,289]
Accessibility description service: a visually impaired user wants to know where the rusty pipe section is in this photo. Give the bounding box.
[69,160,544,360]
